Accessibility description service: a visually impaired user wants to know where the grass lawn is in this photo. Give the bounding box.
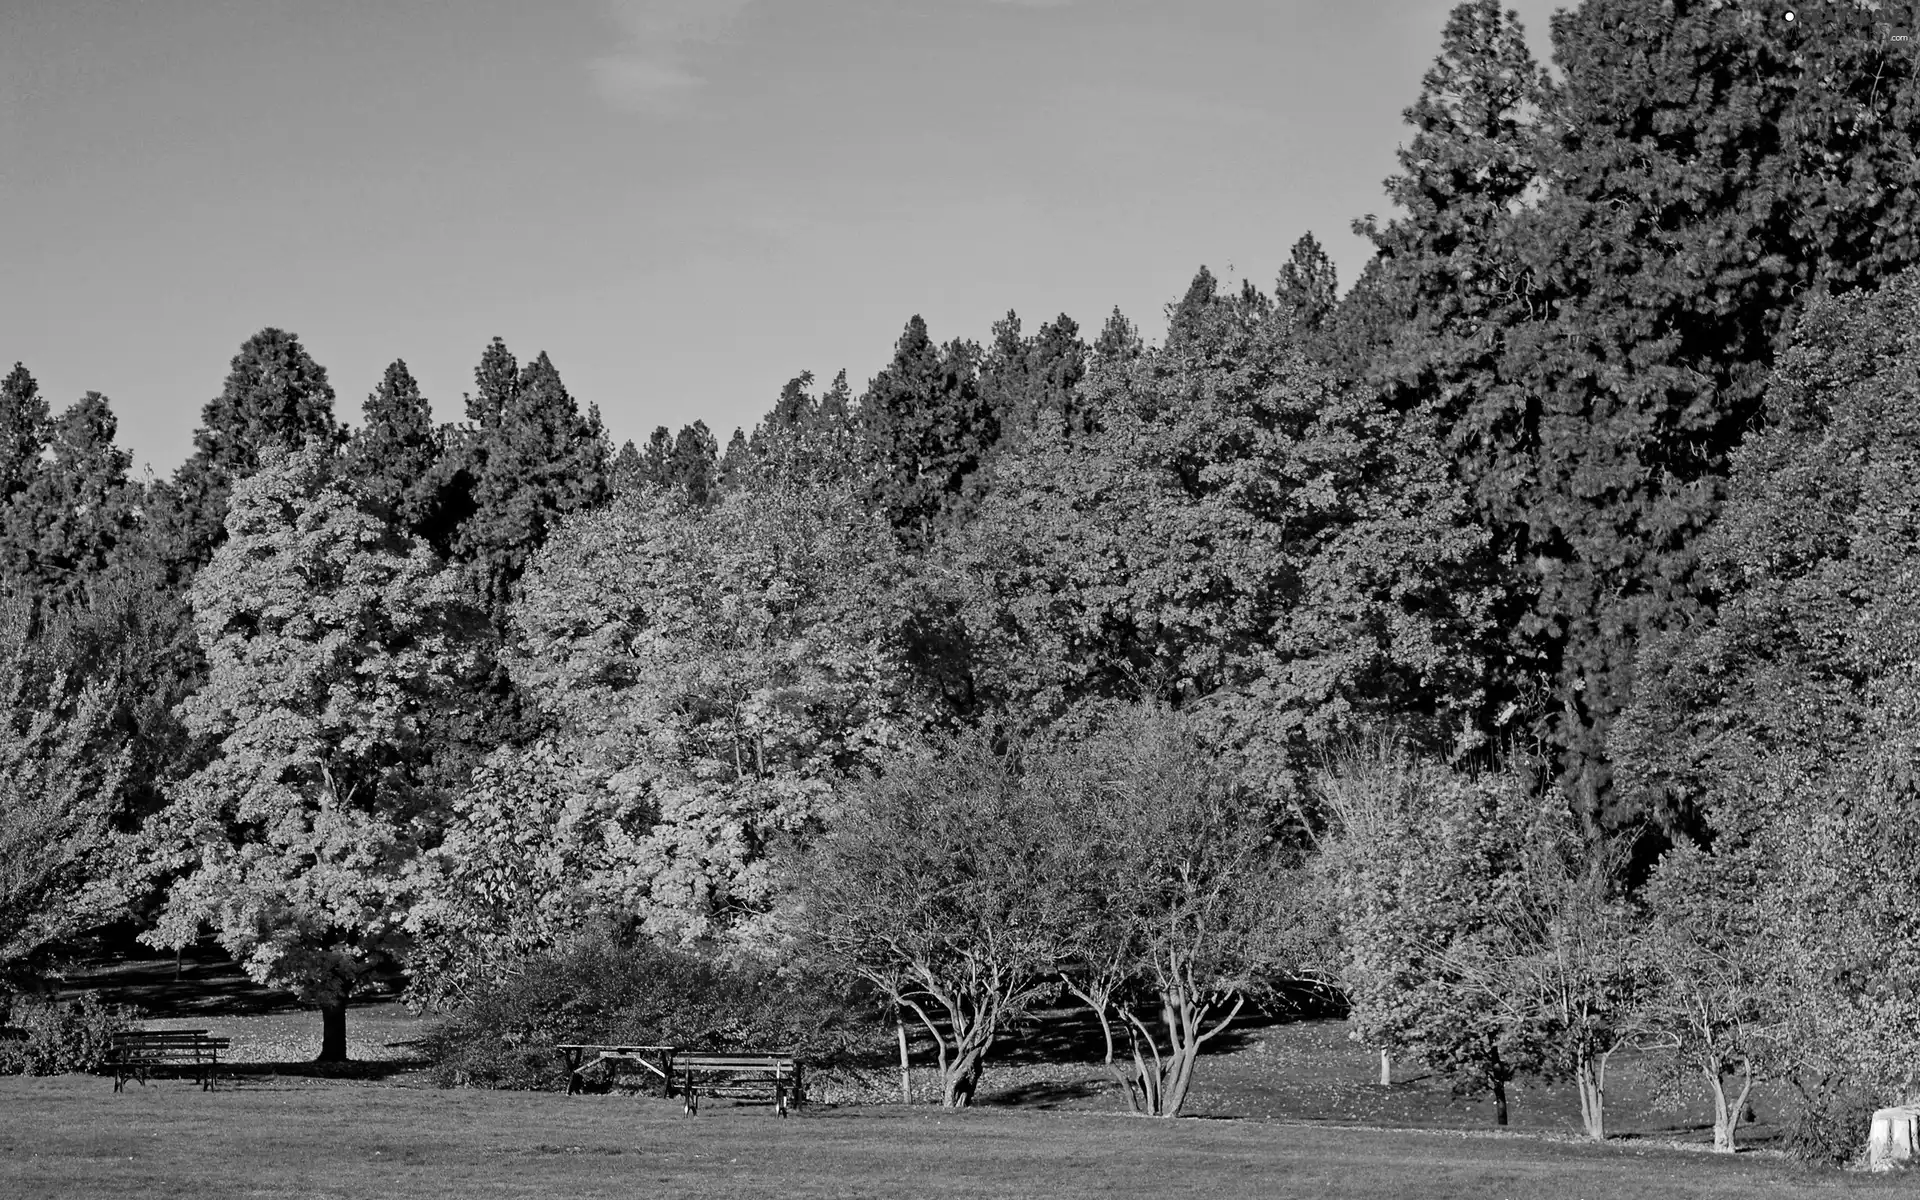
[0,1075,1902,1200]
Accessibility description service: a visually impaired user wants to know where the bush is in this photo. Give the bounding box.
[1785,1074,1882,1166]
[0,992,135,1076]
[424,937,882,1090]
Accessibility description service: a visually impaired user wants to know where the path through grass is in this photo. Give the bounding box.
[0,1075,1899,1200]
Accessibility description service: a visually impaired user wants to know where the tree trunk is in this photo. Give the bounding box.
[1492,1078,1509,1127]
[1707,1061,1755,1153]
[896,1012,912,1104]
[1575,1055,1607,1141]
[317,999,348,1063]
[1379,1049,1392,1087]
[941,1044,985,1108]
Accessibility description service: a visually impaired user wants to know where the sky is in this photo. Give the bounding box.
[0,0,1563,477]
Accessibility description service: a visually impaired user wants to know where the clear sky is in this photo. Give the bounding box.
[0,0,1562,476]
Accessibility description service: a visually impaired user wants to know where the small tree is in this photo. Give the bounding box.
[1049,705,1308,1117]
[1640,843,1779,1153]
[1319,744,1593,1127]
[0,600,129,983]
[792,732,1076,1108]
[143,448,475,1060]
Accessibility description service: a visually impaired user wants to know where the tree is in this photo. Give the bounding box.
[446,341,610,631]
[1639,844,1779,1153]
[1048,705,1309,1117]
[1276,232,1339,333]
[0,391,138,603]
[1319,746,1594,1127]
[0,364,48,506]
[791,730,1077,1108]
[0,597,130,983]
[1375,0,1920,828]
[346,360,446,549]
[1616,268,1920,1159]
[941,270,1495,798]
[162,328,343,576]
[491,468,914,949]
[859,317,997,546]
[668,420,719,506]
[979,311,1091,449]
[142,447,475,1061]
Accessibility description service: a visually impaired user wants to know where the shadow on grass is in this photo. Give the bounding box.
[978,1078,1112,1110]
[223,1058,430,1082]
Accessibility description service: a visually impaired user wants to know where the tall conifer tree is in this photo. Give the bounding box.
[163,328,342,575]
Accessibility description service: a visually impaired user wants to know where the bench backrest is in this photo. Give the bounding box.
[112,1031,229,1051]
[678,1053,796,1070]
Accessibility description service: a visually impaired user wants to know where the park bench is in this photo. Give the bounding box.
[108,1029,230,1092]
[676,1051,803,1117]
[554,1043,675,1096]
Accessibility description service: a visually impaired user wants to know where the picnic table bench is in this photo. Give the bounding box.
[109,1029,230,1092]
[677,1051,803,1117]
[555,1044,675,1096]
[553,1045,803,1115]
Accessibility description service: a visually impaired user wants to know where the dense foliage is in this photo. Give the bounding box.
[3,0,1918,1165]
[423,937,874,1090]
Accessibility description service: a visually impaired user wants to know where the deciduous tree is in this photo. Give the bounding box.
[143,447,475,1060]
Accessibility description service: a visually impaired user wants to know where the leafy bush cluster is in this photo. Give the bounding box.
[423,937,882,1090]
[0,992,133,1076]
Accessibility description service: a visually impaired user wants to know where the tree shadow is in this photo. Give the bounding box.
[53,936,404,1019]
[977,1078,1112,1109]
[219,1058,430,1082]
[989,1002,1313,1067]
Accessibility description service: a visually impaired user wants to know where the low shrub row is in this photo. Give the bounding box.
[0,993,133,1076]
[422,937,884,1090]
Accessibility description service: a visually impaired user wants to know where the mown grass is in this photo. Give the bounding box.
[0,1074,1901,1200]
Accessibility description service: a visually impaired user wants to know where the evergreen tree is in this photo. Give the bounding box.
[980,311,1091,446]
[447,343,611,630]
[668,420,719,507]
[1091,307,1144,363]
[641,426,673,487]
[746,371,865,486]
[1276,232,1339,333]
[1163,267,1222,353]
[0,392,138,599]
[1366,0,1920,825]
[718,428,751,491]
[466,337,520,428]
[163,328,343,575]
[346,360,445,549]
[0,364,48,505]
[612,439,645,495]
[859,316,996,546]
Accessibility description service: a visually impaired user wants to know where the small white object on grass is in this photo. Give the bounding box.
[1868,1105,1920,1170]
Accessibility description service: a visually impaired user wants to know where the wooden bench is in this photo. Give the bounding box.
[109,1029,230,1092]
[554,1044,675,1096]
[677,1051,803,1117]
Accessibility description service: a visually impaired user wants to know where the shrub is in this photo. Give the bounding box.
[1785,1075,1882,1166]
[0,992,134,1076]
[424,937,881,1090]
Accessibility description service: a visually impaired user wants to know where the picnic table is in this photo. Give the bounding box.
[553,1044,804,1115]
[554,1044,675,1096]
[109,1029,230,1092]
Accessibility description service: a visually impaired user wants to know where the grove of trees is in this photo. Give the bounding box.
[2,0,1917,1164]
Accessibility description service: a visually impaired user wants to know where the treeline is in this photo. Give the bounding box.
[2,0,1918,1162]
